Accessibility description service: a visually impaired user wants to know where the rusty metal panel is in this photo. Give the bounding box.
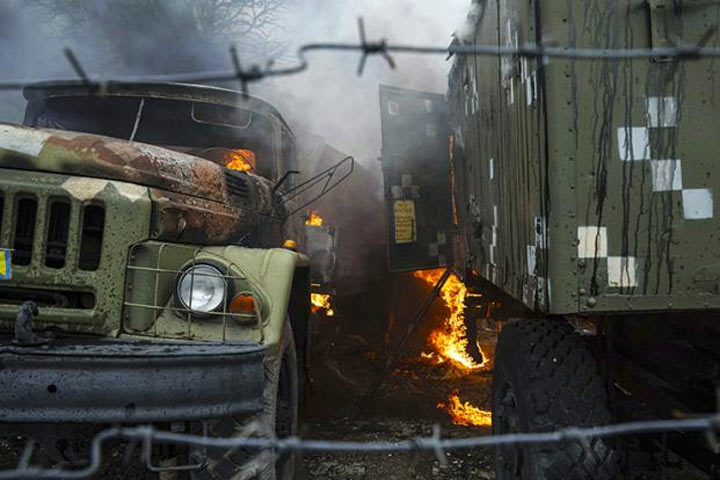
[379,85,454,273]
[450,0,720,315]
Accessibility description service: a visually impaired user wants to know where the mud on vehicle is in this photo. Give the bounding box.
[0,82,350,478]
[381,1,720,478]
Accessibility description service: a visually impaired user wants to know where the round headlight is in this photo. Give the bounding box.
[177,264,226,313]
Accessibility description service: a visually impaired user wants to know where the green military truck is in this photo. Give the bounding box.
[0,82,347,478]
[381,1,720,478]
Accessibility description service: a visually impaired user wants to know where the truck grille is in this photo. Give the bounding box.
[4,193,105,272]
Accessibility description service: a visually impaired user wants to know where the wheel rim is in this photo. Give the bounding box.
[496,382,523,479]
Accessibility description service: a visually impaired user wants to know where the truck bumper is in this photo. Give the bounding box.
[0,337,266,423]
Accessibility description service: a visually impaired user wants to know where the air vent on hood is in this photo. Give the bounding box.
[225,171,251,201]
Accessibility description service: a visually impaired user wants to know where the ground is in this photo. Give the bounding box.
[297,322,498,480]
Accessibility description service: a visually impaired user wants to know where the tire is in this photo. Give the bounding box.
[492,318,619,480]
[192,319,298,480]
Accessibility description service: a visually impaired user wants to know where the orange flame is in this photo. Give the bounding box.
[437,391,492,427]
[224,149,256,172]
[412,269,488,371]
[305,211,324,227]
[311,293,334,316]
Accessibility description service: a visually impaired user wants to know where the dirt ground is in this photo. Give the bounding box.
[296,320,499,480]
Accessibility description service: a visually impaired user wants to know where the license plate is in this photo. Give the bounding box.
[0,249,12,280]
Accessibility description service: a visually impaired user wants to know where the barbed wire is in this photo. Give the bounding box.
[0,19,718,96]
[1,414,719,479]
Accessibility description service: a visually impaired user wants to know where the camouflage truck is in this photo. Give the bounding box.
[0,82,348,478]
[381,1,720,478]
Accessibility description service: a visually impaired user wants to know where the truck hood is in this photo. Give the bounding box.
[0,122,228,203]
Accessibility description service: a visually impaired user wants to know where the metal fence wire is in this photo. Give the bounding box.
[0,18,719,95]
[0,415,719,479]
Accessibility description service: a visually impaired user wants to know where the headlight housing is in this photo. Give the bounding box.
[177,264,226,314]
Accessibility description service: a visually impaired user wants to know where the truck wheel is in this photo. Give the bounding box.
[492,318,618,480]
[192,320,298,480]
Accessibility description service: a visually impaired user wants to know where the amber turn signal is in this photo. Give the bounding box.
[230,293,255,314]
[282,239,298,251]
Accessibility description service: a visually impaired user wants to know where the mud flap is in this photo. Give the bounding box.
[379,85,456,273]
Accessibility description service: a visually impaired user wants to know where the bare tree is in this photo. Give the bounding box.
[33,0,290,74]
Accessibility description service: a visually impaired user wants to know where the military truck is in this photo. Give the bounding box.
[381,1,720,478]
[0,82,350,478]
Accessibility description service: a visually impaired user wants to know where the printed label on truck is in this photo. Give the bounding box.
[393,200,417,244]
[0,249,11,280]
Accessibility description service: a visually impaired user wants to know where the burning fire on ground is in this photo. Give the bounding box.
[224,149,256,172]
[305,211,324,226]
[437,391,492,427]
[311,293,334,316]
[413,269,492,427]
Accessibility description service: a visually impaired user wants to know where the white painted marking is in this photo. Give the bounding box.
[526,71,537,106]
[647,96,677,128]
[426,123,437,137]
[527,245,537,276]
[62,178,109,202]
[617,127,650,161]
[388,101,399,116]
[650,160,683,192]
[534,216,547,249]
[112,182,146,203]
[608,256,637,288]
[489,158,495,180]
[578,226,608,258]
[0,125,47,157]
[683,189,714,219]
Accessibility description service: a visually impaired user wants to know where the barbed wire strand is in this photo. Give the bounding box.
[1,414,719,479]
[0,18,719,94]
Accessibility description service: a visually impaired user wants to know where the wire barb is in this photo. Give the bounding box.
[62,47,91,86]
[356,17,396,76]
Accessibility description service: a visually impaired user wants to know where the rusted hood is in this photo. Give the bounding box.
[0,122,226,203]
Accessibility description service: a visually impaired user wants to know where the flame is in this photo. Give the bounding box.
[305,211,324,227]
[438,391,492,427]
[311,293,334,316]
[413,269,488,371]
[224,149,256,172]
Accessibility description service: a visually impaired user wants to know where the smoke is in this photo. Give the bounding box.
[258,0,472,163]
[0,0,471,161]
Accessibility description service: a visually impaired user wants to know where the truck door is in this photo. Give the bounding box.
[379,85,456,273]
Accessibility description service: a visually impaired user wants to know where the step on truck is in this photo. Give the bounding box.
[380,1,720,478]
[0,82,350,478]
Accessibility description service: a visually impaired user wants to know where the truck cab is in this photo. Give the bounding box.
[0,82,313,478]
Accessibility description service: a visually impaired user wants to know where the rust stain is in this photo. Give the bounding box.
[41,131,227,203]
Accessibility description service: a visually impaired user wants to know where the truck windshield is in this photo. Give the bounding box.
[24,95,275,177]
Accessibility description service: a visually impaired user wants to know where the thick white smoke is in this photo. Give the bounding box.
[259,0,471,162]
